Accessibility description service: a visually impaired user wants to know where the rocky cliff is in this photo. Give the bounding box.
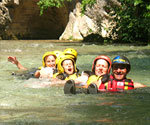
[0,0,77,39]
[0,0,119,40]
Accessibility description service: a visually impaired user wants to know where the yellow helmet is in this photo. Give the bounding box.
[57,54,77,74]
[63,48,78,60]
[42,51,56,67]
[53,50,63,58]
[55,53,65,66]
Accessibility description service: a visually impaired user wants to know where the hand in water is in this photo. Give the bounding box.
[134,82,146,88]
[8,56,18,65]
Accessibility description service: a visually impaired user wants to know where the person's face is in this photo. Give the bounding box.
[112,64,127,81]
[62,60,74,75]
[95,59,109,76]
[45,55,56,68]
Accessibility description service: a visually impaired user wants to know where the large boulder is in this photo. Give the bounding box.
[59,2,97,41]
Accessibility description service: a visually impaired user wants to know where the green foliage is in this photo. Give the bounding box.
[109,0,150,43]
[37,0,150,44]
[80,0,96,13]
[37,0,72,15]
[37,0,96,15]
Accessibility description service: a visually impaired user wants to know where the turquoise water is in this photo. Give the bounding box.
[0,40,150,124]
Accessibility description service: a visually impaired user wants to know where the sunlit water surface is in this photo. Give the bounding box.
[0,40,150,124]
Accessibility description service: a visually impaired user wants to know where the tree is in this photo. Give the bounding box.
[109,0,150,44]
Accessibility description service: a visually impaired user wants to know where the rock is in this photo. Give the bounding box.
[85,0,120,38]
[59,12,83,40]
[0,2,11,31]
[0,0,120,40]
[2,0,19,5]
[60,0,120,40]
[59,2,97,41]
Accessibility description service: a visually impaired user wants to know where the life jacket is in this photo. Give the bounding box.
[53,72,80,80]
[65,73,79,81]
[99,75,134,92]
[87,75,102,86]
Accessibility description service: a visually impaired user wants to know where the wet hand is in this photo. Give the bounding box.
[8,56,18,65]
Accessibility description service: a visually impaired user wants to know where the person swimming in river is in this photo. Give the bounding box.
[34,51,57,78]
[8,51,61,79]
[24,52,80,88]
[50,54,80,85]
[64,55,146,94]
[8,48,78,79]
[63,55,112,94]
[99,56,146,92]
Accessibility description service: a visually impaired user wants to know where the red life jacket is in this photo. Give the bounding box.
[99,75,134,92]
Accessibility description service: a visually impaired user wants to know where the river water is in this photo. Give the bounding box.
[0,40,150,124]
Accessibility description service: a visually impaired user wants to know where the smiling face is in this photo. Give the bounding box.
[45,55,56,68]
[112,64,127,81]
[62,59,74,75]
[95,59,109,76]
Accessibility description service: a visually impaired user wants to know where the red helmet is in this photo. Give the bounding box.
[92,55,112,73]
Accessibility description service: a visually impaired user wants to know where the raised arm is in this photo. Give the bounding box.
[8,56,27,70]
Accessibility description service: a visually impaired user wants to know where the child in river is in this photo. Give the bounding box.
[8,51,58,79]
[50,54,80,86]
[34,51,57,78]
[24,53,80,88]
